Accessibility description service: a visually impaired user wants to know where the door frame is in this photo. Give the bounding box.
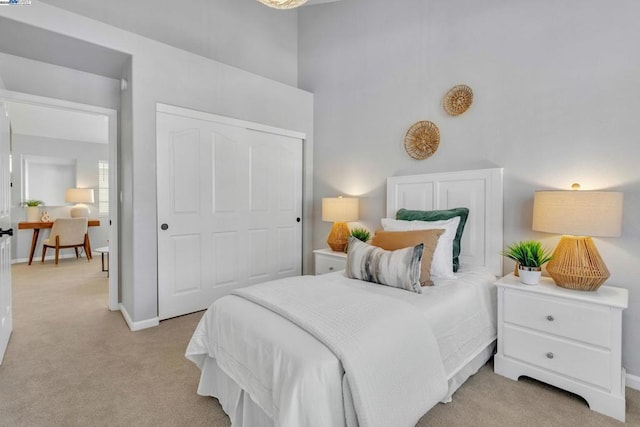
[156,103,307,140]
[0,93,12,364]
[2,91,119,311]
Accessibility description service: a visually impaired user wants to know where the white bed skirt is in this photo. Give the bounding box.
[197,341,496,426]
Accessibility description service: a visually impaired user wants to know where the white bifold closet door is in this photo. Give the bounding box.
[157,109,303,320]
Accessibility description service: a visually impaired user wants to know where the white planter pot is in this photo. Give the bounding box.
[26,206,40,222]
[518,266,542,285]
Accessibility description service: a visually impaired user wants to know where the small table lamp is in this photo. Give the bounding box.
[532,186,623,291]
[322,196,359,252]
[65,188,95,218]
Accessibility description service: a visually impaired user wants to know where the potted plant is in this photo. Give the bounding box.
[21,200,44,222]
[502,240,553,285]
[346,227,371,252]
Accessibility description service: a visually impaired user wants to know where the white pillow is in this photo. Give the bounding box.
[380,217,460,279]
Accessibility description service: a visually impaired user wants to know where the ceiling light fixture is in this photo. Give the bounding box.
[257,0,308,9]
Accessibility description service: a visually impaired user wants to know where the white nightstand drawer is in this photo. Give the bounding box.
[315,256,346,275]
[503,325,611,389]
[314,249,347,275]
[495,275,628,421]
[504,290,611,348]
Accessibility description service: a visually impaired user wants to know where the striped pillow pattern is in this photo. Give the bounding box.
[345,236,424,294]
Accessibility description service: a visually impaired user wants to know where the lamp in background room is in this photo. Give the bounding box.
[532,184,623,291]
[322,196,359,252]
[256,0,308,9]
[65,188,95,218]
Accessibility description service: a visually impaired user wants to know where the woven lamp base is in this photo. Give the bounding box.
[546,236,610,291]
[327,221,350,252]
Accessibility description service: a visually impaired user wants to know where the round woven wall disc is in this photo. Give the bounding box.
[443,84,473,116]
[404,121,440,160]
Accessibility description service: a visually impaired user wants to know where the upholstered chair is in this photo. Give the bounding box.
[41,218,91,265]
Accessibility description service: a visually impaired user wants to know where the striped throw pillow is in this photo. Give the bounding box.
[345,236,424,294]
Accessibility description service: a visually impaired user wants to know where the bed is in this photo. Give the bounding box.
[186,168,504,427]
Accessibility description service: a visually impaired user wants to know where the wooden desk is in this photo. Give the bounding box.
[18,220,101,265]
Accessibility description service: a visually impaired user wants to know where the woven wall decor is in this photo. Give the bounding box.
[404,121,440,160]
[443,84,473,116]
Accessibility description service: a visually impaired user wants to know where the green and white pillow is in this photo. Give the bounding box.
[345,236,424,294]
[396,207,469,272]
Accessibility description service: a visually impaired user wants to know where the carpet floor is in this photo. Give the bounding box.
[0,260,638,426]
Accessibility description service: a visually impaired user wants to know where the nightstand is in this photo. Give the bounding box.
[494,273,628,421]
[313,248,347,275]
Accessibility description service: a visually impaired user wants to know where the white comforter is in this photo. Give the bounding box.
[230,276,447,427]
[186,267,497,427]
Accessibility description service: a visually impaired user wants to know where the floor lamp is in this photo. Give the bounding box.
[322,197,359,252]
[532,187,623,291]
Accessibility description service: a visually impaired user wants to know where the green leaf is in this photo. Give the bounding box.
[501,240,553,267]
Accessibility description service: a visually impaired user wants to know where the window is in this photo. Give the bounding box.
[98,160,109,216]
[22,155,77,205]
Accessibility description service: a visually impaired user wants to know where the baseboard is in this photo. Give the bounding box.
[119,303,159,332]
[626,373,640,391]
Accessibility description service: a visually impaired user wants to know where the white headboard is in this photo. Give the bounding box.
[386,168,504,276]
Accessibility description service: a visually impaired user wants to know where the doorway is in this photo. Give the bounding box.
[2,91,119,310]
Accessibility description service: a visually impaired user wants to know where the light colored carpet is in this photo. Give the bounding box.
[1,260,638,426]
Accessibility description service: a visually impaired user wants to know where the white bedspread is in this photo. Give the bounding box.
[230,276,447,427]
[186,266,497,427]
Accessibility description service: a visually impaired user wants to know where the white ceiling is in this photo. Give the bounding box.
[6,102,109,144]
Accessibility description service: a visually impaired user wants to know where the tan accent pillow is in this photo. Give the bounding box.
[371,229,444,286]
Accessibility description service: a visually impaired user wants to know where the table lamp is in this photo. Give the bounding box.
[322,196,359,252]
[532,185,623,291]
[65,188,95,218]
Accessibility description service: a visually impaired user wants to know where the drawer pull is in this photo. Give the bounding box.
[546,352,554,359]
[546,315,555,322]
[329,267,334,271]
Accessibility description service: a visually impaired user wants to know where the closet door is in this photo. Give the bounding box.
[156,110,302,320]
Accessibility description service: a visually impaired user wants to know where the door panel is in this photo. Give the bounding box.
[171,129,200,213]
[157,111,302,320]
[249,143,270,213]
[0,99,12,364]
[212,133,239,213]
[172,234,202,294]
[249,229,270,280]
[212,231,238,286]
[277,226,296,274]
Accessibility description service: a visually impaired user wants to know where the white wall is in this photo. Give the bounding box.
[299,0,640,375]
[39,0,299,87]
[10,134,110,261]
[0,52,120,110]
[119,56,133,309]
[0,2,313,325]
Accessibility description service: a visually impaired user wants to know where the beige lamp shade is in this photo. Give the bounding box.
[65,188,95,204]
[65,188,95,218]
[322,197,359,223]
[322,197,358,252]
[532,191,623,236]
[532,190,623,291]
